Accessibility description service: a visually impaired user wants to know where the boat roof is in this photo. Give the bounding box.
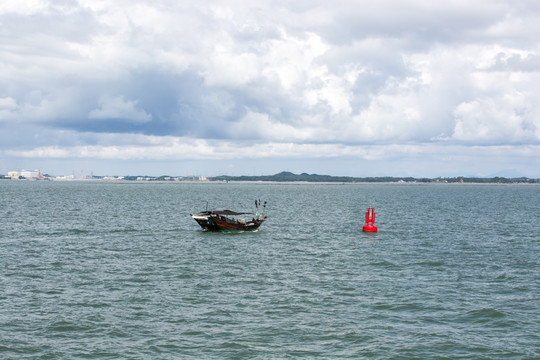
[211,210,252,216]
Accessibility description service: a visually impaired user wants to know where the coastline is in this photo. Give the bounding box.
[2,178,538,185]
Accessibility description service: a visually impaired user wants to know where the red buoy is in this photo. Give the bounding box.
[362,207,378,232]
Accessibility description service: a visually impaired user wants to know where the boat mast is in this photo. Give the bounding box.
[255,200,266,218]
[255,199,259,218]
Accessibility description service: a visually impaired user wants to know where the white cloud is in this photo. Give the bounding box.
[261,29,329,90]
[452,91,539,144]
[0,0,48,15]
[0,97,17,109]
[7,134,539,168]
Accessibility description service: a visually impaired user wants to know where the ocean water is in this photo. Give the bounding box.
[0,181,538,359]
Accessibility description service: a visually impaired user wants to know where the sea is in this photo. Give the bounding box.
[1,181,538,359]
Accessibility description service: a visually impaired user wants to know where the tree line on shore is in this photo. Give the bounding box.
[209,171,539,184]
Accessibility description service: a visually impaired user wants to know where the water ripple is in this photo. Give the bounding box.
[0,182,539,358]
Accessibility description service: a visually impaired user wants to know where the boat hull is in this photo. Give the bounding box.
[191,214,266,232]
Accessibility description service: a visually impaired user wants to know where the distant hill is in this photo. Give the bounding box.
[211,171,361,182]
[209,171,539,184]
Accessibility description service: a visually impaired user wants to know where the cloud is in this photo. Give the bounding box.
[7,134,540,176]
[0,97,17,108]
[0,97,17,120]
[1,0,540,176]
[88,96,152,122]
[0,0,48,16]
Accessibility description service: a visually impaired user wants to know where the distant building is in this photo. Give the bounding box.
[55,174,75,180]
[8,169,43,180]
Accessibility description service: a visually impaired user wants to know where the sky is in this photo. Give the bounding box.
[1,0,540,178]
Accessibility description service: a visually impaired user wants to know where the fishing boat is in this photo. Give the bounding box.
[191,200,267,232]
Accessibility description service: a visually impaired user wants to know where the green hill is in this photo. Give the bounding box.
[209,172,538,183]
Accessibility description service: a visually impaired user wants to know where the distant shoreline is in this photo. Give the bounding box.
[2,170,538,184]
[2,179,539,185]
